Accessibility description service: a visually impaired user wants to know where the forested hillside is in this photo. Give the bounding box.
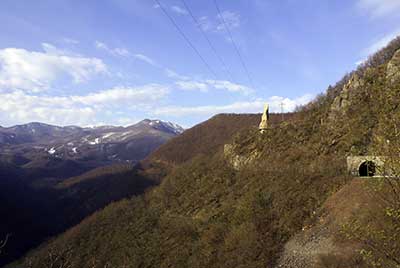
[0,113,270,266]
[10,37,400,268]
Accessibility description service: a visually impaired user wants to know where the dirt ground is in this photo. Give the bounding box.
[276,178,378,268]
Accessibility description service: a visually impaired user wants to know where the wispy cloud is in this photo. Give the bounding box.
[208,80,253,95]
[133,54,160,67]
[152,94,314,117]
[198,11,241,33]
[357,0,400,18]
[61,37,79,45]
[94,41,162,68]
[363,28,400,56]
[216,11,241,32]
[171,5,188,15]
[176,80,209,92]
[198,16,213,31]
[164,68,189,80]
[95,41,131,57]
[175,79,253,95]
[0,44,107,93]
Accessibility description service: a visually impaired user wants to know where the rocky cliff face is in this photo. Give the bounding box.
[387,49,400,84]
[330,48,400,121]
[329,73,364,121]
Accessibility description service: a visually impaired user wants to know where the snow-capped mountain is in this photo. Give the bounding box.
[0,119,184,167]
[136,119,185,135]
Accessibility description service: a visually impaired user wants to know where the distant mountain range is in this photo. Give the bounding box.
[0,119,184,168]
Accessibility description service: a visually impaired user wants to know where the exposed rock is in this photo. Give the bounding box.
[224,143,259,170]
[276,226,335,268]
[387,49,400,83]
[329,74,363,120]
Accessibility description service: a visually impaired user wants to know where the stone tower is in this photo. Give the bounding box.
[259,103,269,133]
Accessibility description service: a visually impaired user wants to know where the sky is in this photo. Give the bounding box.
[0,0,400,128]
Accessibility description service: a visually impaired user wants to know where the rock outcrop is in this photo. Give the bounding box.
[224,143,259,170]
[329,74,364,120]
[387,49,400,83]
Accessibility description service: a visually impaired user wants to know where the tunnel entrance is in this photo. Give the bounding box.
[359,161,376,177]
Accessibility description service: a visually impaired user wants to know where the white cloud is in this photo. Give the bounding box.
[216,11,241,32]
[206,80,253,95]
[95,41,131,57]
[41,43,77,56]
[0,85,169,126]
[171,5,188,15]
[71,85,169,106]
[197,11,241,33]
[175,80,209,92]
[94,42,184,83]
[164,68,189,80]
[175,79,253,95]
[0,44,107,93]
[198,16,213,32]
[115,117,142,127]
[363,28,400,55]
[113,48,131,57]
[0,91,96,126]
[357,0,400,18]
[152,94,314,117]
[94,41,161,68]
[133,54,160,67]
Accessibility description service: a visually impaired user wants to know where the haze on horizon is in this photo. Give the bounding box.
[0,0,399,128]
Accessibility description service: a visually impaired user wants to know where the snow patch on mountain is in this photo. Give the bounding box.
[88,138,100,145]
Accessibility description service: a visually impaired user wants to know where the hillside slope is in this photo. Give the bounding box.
[142,113,293,180]
[0,164,155,267]
[0,113,281,267]
[14,37,400,268]
[276,179,371,268]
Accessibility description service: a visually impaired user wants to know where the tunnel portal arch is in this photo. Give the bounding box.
[347,156,384,177]
[359,161,376,177]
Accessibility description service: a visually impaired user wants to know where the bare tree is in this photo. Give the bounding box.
[26,246,73,268]
[0,234,10,255]
[343,94,400,267]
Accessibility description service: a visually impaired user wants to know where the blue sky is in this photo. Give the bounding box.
[0,0,399,127]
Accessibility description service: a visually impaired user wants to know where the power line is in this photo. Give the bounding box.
[154,0,218,80]
[212,0,256,89]
[180,0,234,82]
